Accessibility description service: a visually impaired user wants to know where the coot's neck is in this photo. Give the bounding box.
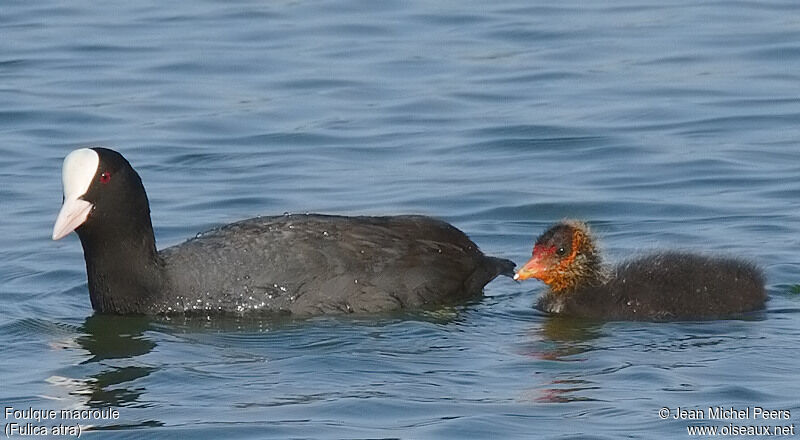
[77,217,165,314]
[550,252,609,295]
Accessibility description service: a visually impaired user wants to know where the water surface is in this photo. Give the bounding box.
[2,1,800,438]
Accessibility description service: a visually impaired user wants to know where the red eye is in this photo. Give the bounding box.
[100,172,111,184]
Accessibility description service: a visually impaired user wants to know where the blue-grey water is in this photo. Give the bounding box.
[2,1,800,438]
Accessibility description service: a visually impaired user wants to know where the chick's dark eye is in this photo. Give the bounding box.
[100,172,111,184]
[556,247,566,256]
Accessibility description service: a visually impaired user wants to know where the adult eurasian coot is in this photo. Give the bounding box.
[53,147,514,316]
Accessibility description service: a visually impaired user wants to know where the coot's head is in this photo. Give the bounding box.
[53,147,151,241]
[514,220,604,293]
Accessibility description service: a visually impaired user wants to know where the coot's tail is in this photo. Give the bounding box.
[486,256,516,278]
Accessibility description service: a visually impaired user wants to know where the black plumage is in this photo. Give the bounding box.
[55,148,514,316]
[516,220,766,321]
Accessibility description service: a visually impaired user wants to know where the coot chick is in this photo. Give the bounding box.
[514,220,765,320]
[52,147,515,316]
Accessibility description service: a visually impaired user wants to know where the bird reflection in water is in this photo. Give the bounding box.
[45,315,164,432]
[520,314,605,403]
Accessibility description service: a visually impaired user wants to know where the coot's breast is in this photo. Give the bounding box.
[158,214,494,315]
